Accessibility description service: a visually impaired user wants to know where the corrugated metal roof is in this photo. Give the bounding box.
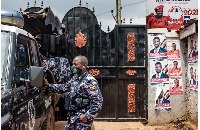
[177,18,198,32]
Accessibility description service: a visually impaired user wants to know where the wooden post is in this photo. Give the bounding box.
[118,0,121,24]
[116,0,118,24]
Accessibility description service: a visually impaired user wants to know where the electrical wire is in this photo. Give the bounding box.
[96,0,145,17]
[100,16,145,29]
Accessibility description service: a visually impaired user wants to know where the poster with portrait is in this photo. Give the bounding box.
[155,84,171,110]
[188,36,198,64]
[169,78,183,95]
[168,60,182,78]
[146,0,198,30]
[195,64,198,92]
[167,39,181,59]
[194,34,198,61]
[150,59,169,85]
[148,34,167,59]
[188,63,198,92]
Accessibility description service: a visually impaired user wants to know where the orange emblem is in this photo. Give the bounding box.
[75,30,87,48]
[127,33,135,61]
[88,69,100,76]
[90,86,97,90]
[126,70,137,75]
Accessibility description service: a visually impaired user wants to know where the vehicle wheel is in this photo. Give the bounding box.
[41,106,55,130]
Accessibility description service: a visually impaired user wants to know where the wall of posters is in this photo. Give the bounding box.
[188,34,198,92]
[148,34,167,59]
[148,33,184,113]
[169,78,183,95]
[155,84,171,110]
[146,0,198,30]
[150,59,169,85]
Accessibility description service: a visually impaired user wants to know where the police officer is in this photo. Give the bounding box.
[44,55,103,130]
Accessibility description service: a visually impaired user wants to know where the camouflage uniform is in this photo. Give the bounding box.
[42,57,70,83]
[49,71,103,130]
[15,68,29,87]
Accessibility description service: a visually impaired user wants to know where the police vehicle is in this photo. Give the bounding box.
[1,10,57,130]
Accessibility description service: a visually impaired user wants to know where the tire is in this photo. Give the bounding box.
[41,106,55,130]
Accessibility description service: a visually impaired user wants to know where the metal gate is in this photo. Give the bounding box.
[42,7,148,121]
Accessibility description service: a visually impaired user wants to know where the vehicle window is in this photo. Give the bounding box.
[15,35,30,88]
[29,40,39,66]
[16,44,26,66]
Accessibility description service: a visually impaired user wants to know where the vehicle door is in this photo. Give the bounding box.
[12,34,42,130]
[27,37,53,129]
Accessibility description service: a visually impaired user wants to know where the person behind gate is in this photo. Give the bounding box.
[44,55,103,130]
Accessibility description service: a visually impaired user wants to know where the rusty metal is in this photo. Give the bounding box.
[88,69,100,76]
[127,84,136,113]
[75,30,87,48]
[126,70,137,75]
[127,33,135,61]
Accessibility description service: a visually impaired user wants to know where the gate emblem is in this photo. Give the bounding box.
[126,70,137,75]
[127,33,135,61]
[88,69,100,76]
[75,30,87,48]
[127,84,136,113]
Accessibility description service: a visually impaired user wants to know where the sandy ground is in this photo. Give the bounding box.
[53,121,198,130]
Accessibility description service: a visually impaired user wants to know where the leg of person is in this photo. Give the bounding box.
[74,121,92,130]
[74,125,91,130]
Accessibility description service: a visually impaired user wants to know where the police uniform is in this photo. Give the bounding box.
[48,71,103,130]
[42,57,71,83]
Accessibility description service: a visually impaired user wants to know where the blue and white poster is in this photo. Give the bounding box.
[149,34,167,59]
[150,59,169,85]
[155,84,171,110]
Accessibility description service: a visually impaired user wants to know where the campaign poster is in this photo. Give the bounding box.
[168,60,182,78]
[150,59,169,85]
[155,84,171,110]
[167,39,181,59]
[188,36,198,64]
[194,35,198,61]
[188,64,198,92]
[195,64,198,92]
[169,78,183,95]
[148,34,167,59]
[146,0,198,30]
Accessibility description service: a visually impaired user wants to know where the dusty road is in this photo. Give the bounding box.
[53,121,198,130]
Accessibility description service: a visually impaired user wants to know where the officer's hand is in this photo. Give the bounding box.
[79,114,87,122]
[44,78,49,86]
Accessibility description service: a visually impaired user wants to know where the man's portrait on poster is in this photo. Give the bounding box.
[188,40,197,57]
[156,89,170,105]
[150,37,167,53]
[190,67,196,85]
[152,62,169,78]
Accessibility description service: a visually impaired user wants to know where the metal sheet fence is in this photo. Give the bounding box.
[40,7,148,121]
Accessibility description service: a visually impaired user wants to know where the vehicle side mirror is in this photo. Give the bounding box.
[28,66,44,87]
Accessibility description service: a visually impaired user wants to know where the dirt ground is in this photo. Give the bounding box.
[54,120,198,130]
